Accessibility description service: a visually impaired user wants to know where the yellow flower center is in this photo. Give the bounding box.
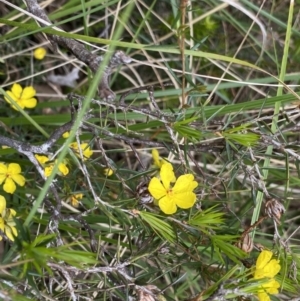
[167,189,174,197]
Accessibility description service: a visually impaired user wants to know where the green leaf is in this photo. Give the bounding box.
[52,248,98,266]
[32,233,57,247]
[211,235,247,264]
[221,124,260,147]
[223,132,260,147]
[139,211,176,243]
[173,116,202,140]
[189,206,225,230]
[174,124,202,140]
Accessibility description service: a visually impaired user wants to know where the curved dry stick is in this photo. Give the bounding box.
[24,0,131,101]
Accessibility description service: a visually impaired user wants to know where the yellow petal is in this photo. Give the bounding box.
[257,292,270,301]
[255,269,274,280]
[45,166,53,177]
[261,259,281,278]
[187,177,198,190]
[11,83,23,99]
[7,208,16,219]
[3,178,16,194]
[22,97,37,109]
[0,175,5,185]
[148,177,167,200]
[0,195,6,215]
[158,196,177,214]
[58,163,69,176]
[81,143,93,159]
[254,268,268,279]
[70,142,93,159]
[70,194,83,207]
[5,226,15,241]
[0,164,7,186]
[152,149,161,168]
[0,217,4,231]
[104,168,113,176]
[22,86,36,99]
[62,132,70,138]
[173,192,196,209]
[7,164,25,187]
[173,174,198,193]
[35,154,49,164]
[75,194,83,199]
[7,163,21,175]
[69,142,78,150]
[84,148,93,158]
[0,163,8,174]
[13,102,23,110]
[162,162,173,171]
[70,196,80,207]
[11,174,25,187]
[4,91,18,103]
[262,279,280,294]
[160,163,175,190]
[256,250,273,270]
[11,226,18,238]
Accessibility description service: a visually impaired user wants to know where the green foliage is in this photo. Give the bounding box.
[16,230,57,277]
[221,124,260,147]
[210,235,247,264]
[12,225,97,278]
[189,206,225,230]
[138,211,176,243]
[173,115,202,141]
[1,0,300,300]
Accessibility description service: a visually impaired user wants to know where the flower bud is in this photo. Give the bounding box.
[265,198,285,224]
[237,233,253,253]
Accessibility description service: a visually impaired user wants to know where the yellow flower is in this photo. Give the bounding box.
[35,155,69,177]
[104,168,113,176]
[254,250,281,279]
[69,142,93,160]
[253,250,281,301]
[62,132,70,138]
[5,83,37,110]
[35,155,49,165]
[0,163,25,194]
[148,163,198,214]
[45,164,69,177]
[0,195,18,241]
[68,193,83,207]
[34,47,47,60]
[152,149,167,168]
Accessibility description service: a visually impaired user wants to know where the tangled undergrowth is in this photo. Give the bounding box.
[1,0,300,300]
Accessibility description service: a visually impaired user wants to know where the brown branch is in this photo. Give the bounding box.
[24,0,131,101]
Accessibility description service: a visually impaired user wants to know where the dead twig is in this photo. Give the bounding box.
[24,0,131,101]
